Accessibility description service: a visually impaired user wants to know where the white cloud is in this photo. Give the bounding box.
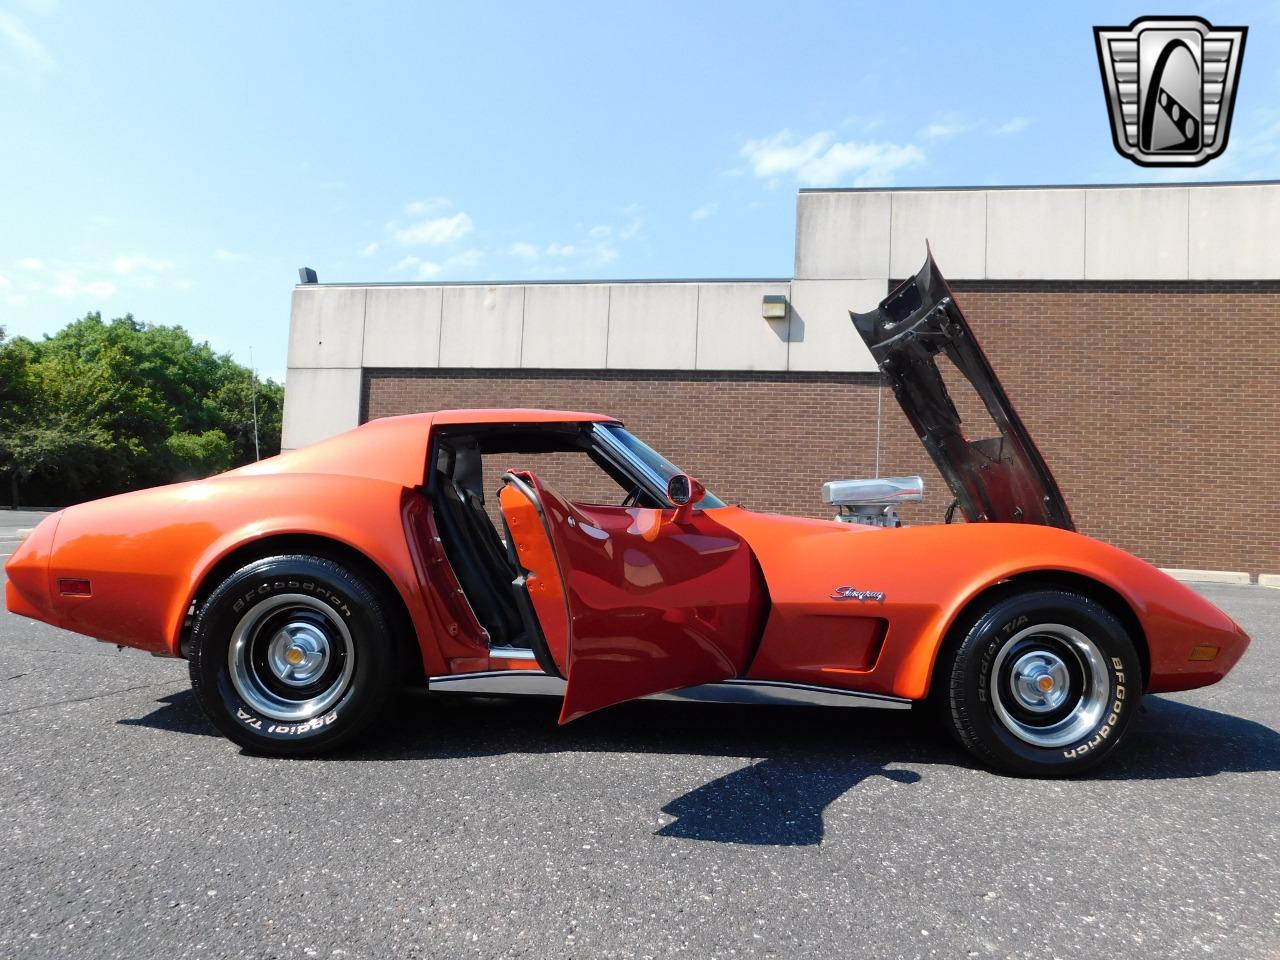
[357,242,379,257]
[49,269,116,300]
[799,142,924,188]
[112,253,172,275]
[405,198,450,216]
[213,248,250,262]
[0,274,10,288]
[919,119,976,141]
[740,130,832,178]
[740,128,925,187]
[491,207,645,275]
[690,202,718,221]
[391,211,474,246]
[584,242,618,266]
[396,255,443,279]
[995,116,1031,135]
[18,0,61,14]
[0,10,54,71]
[617,205,645,240]
[511,230,617,269]
[3,254,190,307]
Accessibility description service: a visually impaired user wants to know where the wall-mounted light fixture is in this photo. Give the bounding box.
[762,294,788,320]
[298,267,318,284]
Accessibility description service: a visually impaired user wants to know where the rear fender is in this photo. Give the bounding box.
[46,475,447,675]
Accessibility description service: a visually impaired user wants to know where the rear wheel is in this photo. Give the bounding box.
[938,588,1142,777]
[189,555,400,755]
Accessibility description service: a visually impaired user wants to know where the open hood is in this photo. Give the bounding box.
[850,251,1074,530]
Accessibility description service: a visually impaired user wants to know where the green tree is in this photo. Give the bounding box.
[0,314,284,506]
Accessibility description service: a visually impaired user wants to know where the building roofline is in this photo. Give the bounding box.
[798,179,1280,194]
[297,277,793,289]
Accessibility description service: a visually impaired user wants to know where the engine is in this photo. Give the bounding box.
[822,476,924,528]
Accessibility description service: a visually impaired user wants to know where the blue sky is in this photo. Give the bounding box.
[1,1,1276,381]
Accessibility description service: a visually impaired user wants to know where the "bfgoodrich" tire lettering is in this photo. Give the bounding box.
[1062,656,1127,759]
[231,579,353,618]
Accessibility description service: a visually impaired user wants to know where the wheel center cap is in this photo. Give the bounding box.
[266,622,332,686]
[1009,649,1071,713]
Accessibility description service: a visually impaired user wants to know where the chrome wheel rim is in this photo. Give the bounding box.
[228,594,355,722]
[989,623,1109,748]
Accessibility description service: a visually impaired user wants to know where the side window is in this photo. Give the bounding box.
[480,450,627,507]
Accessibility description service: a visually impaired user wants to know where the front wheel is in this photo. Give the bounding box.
[937,588,1143,777]
[189,555,400,755]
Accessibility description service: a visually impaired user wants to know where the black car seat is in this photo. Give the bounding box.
[452,445,527,621]
[433,442,524,647]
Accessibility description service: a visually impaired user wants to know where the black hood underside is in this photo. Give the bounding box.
[850,252,1074,530]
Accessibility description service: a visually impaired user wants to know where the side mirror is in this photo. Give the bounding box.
[667,473,705,523]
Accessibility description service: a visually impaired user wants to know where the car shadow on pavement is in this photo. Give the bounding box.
[120,691,1280,844]
[118,690,221,737]
[654,756,921,845]
[1094,694,1280,781]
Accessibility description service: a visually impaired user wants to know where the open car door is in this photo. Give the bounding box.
[497,470,764,723]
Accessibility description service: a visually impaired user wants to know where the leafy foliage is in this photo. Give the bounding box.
[0,315,284,506]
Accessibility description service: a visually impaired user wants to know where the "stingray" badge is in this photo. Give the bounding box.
[830,586,886,603]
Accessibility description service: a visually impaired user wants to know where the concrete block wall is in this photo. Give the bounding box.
[285,181,1280,454]
[796,181,1280,283]
[283,277,882,450]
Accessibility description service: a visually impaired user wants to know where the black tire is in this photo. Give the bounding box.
[937,588,1142,777]
[189,555,400,756]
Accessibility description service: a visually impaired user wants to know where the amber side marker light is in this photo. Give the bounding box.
[58,578,92,597]
[1189,645,1220,662]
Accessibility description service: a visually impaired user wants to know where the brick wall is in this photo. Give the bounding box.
[364,281,1280,574]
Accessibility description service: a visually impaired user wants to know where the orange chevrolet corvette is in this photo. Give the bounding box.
[5,255,1249,775]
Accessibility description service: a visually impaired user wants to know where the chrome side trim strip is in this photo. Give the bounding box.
[650,678,911,710]
[428,671,912,709]
[487,646,539,661]
[430,670,567,696]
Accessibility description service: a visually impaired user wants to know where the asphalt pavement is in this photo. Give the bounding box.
[1,529,1277,959]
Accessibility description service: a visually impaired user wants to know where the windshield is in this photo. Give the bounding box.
[595,424,726,508]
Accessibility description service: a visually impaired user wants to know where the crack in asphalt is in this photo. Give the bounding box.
[3,673,28,681]
[0,680,180,718]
